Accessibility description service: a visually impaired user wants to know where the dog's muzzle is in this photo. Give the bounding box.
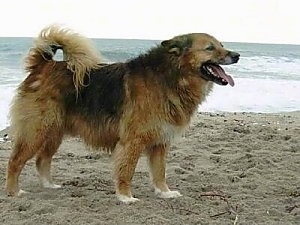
[221,51,240,65]
[200,51,240,87]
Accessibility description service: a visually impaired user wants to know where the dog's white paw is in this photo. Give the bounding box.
[17,189,27,196]
[117,194,140,204]
[155,189,182,198]
[45,183,61,189]
[41,179,61,189]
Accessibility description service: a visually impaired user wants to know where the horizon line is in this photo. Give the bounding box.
[0,35,299,46]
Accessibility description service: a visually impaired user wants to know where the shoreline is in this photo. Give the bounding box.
[0,111,299,224]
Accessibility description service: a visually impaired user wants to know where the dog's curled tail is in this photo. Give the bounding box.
[25,25,102,91]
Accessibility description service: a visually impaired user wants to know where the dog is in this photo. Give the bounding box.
[6,25,240,203]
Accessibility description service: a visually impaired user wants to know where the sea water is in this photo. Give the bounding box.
[0,37,300,130]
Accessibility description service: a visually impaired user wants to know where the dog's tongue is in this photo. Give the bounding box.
[210,65,235,86]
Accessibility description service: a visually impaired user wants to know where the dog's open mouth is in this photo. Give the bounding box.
[200,63,235,86]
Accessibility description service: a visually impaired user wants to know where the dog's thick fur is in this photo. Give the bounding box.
[6,25,240,203]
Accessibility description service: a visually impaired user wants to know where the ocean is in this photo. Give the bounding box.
[0,37,300,130]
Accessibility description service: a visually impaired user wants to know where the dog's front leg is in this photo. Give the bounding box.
[147,143,182,198]
[113,138,146,203]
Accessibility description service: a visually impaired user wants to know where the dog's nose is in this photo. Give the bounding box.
[231,51,240,58]
[230,51,240,63]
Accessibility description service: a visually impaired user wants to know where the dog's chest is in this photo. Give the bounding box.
[160,122,187,142]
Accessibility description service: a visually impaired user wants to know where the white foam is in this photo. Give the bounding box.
[0,86,16,130]
[230,57,300,80]
[199,78,300,113]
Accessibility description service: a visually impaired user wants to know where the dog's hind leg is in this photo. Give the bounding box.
[6,127,63,196]
[6,137,42,196]
[147,144,182,198]
[35,129,63,189]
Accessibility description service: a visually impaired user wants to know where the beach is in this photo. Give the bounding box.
[0,111,299,224]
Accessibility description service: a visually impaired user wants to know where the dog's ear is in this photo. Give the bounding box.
[161,36,192,56]
[161,39,182,56]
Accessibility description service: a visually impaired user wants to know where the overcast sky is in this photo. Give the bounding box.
[0,0,299,44]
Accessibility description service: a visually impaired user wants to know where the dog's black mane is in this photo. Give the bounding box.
[127,46,169,71]
[128,46,184,87]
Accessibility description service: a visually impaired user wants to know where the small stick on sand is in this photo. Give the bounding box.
[200,191,239,224]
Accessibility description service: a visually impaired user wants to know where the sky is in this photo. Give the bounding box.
[0,0,299,44]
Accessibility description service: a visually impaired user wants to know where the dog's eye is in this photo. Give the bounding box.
[205,45,215,51]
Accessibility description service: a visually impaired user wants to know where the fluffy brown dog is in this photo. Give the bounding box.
[6,26,239,203]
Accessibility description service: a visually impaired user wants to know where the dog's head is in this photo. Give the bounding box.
[161,33,240,86]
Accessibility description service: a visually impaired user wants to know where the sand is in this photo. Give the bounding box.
[0,111,299,225]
